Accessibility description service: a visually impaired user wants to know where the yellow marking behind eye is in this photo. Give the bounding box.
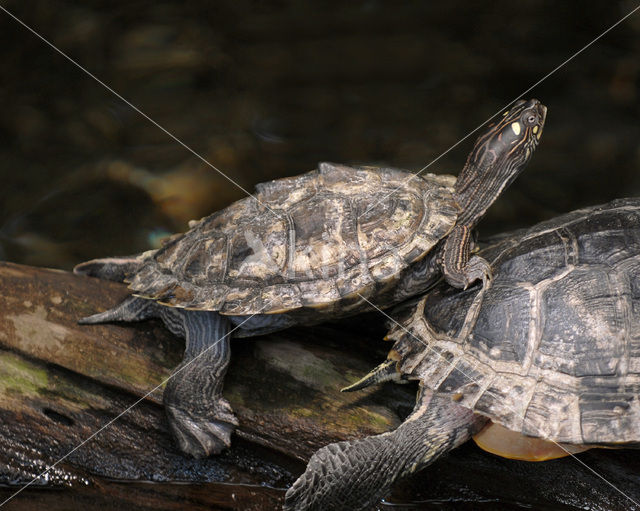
[511,122,521,136]
[532,125,539,134]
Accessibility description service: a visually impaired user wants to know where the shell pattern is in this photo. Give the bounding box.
[129,162,458,317]
[388,198,640,445]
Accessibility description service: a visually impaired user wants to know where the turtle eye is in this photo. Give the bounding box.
[523,112,538,126]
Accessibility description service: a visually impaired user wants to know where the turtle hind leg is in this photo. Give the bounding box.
[284,387,486,511]
[74,255,143,282]
[78,295,157,324]
[160,309,238,458]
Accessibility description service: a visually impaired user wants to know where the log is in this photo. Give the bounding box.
[0,261,412,509]
[1,261,639,510]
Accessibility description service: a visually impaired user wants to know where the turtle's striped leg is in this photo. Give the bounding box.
[159,309,238,458]
[441,225,492,289]
[284,386,486,511]
[78,296,236,457]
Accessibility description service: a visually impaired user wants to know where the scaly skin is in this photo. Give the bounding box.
[284,388,487,511]
[78,296,238,457]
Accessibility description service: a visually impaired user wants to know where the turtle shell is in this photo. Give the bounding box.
[128,162,458,316]
[388,198,640,445]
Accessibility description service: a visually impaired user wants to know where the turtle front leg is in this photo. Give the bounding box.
[158,309,238,458]
[441,224,492,289]
[284,386,486,511]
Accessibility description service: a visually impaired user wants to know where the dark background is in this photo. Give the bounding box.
[1,1,639,270]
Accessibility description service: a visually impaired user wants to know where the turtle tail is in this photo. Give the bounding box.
[74,255,145,283]
[78,295,158,325]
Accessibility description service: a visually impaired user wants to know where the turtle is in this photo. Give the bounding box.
[73,99,546,458]
[284,198,640,511]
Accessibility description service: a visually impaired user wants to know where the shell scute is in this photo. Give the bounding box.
[355,194,424,261]
[579,391,638,443]
[289,192,361,280]
[254,169,318,204]
[226,221,288,283]
[298,279,341,309]
[368,253,406,284]
[182,235,228,284]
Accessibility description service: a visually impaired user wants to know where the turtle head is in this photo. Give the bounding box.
[455,98,547,225]
[485,98,546,167]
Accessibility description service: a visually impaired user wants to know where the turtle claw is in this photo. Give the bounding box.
[460,255,492,290]
[77,296,157,324]
[341,359,402,392]
[165,398,238,458]
[283,473,314,511]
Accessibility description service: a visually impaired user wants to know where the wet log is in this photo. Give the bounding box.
[0,261,412,509]
[1,261,639,510]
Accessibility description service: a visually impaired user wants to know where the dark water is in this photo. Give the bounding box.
[0,481,287,510]
[1,1,640,510]
[2,1,639,269]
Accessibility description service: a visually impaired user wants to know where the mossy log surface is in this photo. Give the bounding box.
[0,261,412,509]
[1,261,640,510]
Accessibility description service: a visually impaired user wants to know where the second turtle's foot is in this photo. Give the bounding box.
[165,398,238,458]
[444,255,492,290]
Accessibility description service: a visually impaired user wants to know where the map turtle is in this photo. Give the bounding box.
[75,99,546,457]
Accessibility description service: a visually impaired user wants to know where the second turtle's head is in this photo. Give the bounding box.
[492,98,546,153]
[476,99,547,180]
[454,99,546,224]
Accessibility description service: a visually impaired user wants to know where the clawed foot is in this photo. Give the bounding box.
[158,309,236,458]
[284,473,312,511]
[283,435,396,511]
[165,397,238,458]
[284,442,357,511]
[445,254,493,290]
[463,254,493,289]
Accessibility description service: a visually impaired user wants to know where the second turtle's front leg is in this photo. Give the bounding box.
[284,386,486,511]
[159,309,238,458]
[441,225,492,289]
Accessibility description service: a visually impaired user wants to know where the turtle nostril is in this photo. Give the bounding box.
[524,99,540,110]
